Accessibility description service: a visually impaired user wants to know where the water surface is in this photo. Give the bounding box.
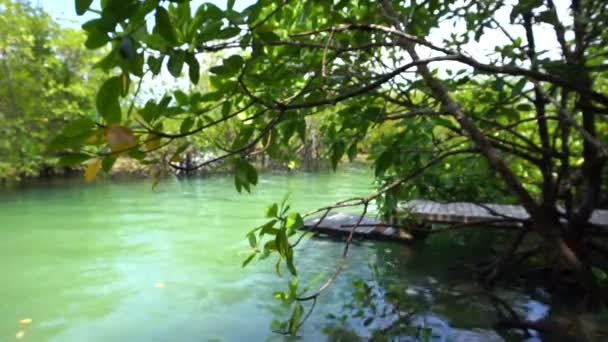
[0,168,546,341]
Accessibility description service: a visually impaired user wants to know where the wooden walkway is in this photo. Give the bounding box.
[302,201,608,242]
[403,200,608,228]
[303,212,413,242]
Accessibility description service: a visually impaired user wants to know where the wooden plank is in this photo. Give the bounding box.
[303,212,414,243]
[401,200,608,228]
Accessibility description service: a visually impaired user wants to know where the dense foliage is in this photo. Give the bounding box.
[57,0,608,336]
[0,0,105,180]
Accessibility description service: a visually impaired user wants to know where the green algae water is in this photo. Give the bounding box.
[0,168,548,341]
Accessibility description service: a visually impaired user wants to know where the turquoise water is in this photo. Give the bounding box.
[0,168,547,341]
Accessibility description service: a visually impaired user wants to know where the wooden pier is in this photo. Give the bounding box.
[303,212,413,242]
[302,200,608,242]
[404,200,608,228]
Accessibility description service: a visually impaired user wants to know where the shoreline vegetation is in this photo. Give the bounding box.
[0,153,373,185]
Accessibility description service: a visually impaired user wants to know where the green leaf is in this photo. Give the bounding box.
[273,291,288,301]
[257,30,280,42]
[242,252,256,268]
[264,240,277,252]
[128,149,146,160]
[76,0,94,15]
[103,0,140,21]
[330,140,345,170]
[260,220,279,236]
[347,143,357,162]
[511,78,527,97]
[285,246,297,276]
[492,78,504,92]
[234,159,257,193]
[286,213,304,230]
[167,50,185,77]
[516,103,533,111]
[175,142,190,155]
[275,255,282,276]
[510,0,544,22]
[62,117,96,137]
[375,149,393,177]
[85,29,110,49]
[155,6,178,45]
[185,53,200,85]
[221,101,232,117]
[245,161,257,185]
[210,55,244,76]
[209,65,229,75]
[48,132,93,150]
[180,117,195,134]
[158,95,173,112]
[197,21,223,43]
[122,52,144,77]
[288,277,298,298]
[57,153,92,166]
[174,90,189,105]
[288,304,304,335]
[121,72,130,96]
[82,16,116,33]
[537,10,557,25]
[140,100,159,123]
[96,77,122,124]
[224,55,244,72]
[279,193,290,211]
[199,91,223,102]
[265,203,278,218]
[102,155,117,172]
[247,232,257,248]
[275,227,289,256]
[94,48,119,71]
[147,55,164,75]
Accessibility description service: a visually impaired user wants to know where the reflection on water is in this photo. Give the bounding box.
[0,168,549,341]
[320,231,551,342]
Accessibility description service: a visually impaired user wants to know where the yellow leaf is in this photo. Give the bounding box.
[86,135,99,144]
[16,330,25,339]
[145,135,161,151]
[85,159,102,183]
[18,318,32,325]
[121,72,130,97]
[86,130,105,145]
[106,124,137,148]
[170,153,181,163]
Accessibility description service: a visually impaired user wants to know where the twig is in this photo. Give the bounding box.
[296,202,369,301]
[168,110,279,171]
[127,73,146,117]
[473,203,529,223]
[291,207,332,248]
[533,81,608,156]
